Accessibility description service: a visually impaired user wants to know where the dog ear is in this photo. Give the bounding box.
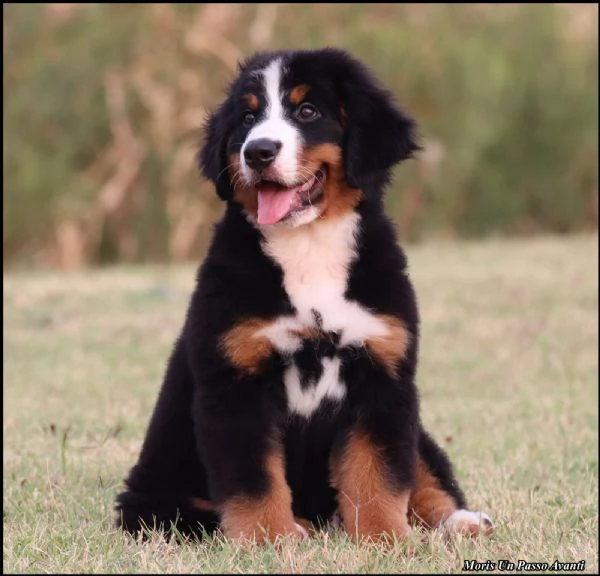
[198,100,234,201]
[337,55,421,190]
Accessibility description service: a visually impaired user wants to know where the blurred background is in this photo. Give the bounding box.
[3,3,598,270]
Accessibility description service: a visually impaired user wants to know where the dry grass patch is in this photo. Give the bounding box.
[3,234,598,573]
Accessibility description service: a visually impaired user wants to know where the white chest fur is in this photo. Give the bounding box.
[259,214,389,417]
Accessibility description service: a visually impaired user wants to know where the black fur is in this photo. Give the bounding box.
[116,48,467,539]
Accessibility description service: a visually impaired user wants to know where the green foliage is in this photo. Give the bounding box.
[3,4,598,266]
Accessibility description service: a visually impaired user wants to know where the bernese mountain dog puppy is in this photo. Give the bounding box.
[115,48,494,544]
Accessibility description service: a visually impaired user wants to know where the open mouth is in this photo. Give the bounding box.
[255,167,326,226]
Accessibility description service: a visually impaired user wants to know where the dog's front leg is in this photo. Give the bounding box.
[186,308,309,544]
[330,350,420,544]
[218,450,303,544]
[191,372,306,544]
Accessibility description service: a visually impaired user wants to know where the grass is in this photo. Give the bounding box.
[3,233,598,574]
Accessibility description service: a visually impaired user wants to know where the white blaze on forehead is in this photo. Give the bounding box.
[241,58,301,185]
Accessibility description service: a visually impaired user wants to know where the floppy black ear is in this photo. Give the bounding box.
[337,54,421,190]
[199,100,234,201]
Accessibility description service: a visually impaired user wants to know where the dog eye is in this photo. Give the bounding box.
[295,103,320,122]
[243,112,256,127]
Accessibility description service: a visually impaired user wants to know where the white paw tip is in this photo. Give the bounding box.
[329,511,342,529]
[443,509,494,537]
[294,522,309,539]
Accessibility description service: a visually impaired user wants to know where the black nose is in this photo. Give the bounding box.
[243,138,282,171]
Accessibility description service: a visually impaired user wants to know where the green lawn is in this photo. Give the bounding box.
[3,234,598,574]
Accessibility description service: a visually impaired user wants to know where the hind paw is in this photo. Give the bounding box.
[443,509,494,537]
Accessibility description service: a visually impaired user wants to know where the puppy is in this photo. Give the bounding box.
[115,48,494,544]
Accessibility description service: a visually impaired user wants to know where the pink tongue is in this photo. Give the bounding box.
[257,187,298,225]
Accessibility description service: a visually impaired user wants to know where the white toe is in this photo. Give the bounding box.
[329,511,342,529]
[294,522,309,539]
[443,509,494,536]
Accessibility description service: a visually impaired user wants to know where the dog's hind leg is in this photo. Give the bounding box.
[115,337,218,540]
[408,428,494,537]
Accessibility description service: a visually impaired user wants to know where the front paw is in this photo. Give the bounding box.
[360,521,414,545]
[341,506,414,544]
[227,521,307,545]
[222,507,307,545]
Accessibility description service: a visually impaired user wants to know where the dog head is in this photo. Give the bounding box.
[200,48,419,228]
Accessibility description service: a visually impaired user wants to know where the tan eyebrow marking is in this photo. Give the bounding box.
[289,84,310,105]
[243,93,260,111]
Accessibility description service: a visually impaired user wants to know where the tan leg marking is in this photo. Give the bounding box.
[408,457,458,529]
[219,317,274,375]
[220,452,301,544]
[365,315,412,377]
[330,431,412,543]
